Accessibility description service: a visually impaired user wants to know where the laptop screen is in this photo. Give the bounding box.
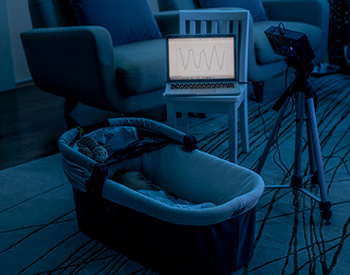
[167,35,236,82]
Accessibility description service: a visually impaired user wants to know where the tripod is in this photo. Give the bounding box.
[255,61,332,225]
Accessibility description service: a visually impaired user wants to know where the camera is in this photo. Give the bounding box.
[264,24,315,63]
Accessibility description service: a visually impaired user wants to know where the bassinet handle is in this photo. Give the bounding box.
[108,118,199,153]
[69,118,198,152]
[108,118,186,144]
[86,163,108,195]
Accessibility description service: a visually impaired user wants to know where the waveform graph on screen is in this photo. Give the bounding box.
[179,45,226,71]
[168,36,235,80]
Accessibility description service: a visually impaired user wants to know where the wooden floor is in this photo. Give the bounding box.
[0,83,166,170]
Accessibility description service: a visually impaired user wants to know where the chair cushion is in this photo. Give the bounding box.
[198,0,267,22]
[114,39,167,96]
[254,21,323,65]
[70,0,162,46]
[157,0,200,11]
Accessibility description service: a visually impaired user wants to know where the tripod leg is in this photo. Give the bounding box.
[291,92,305,203]
[255,97,291,174]
[305,116,318,188]
[304,97,332,224]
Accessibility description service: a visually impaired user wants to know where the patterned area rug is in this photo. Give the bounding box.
[0,74,349,274]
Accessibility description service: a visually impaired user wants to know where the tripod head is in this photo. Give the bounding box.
[264,24,316,111]
[265,23,315,67]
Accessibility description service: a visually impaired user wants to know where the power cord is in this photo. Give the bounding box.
[239,69,304,178]
[243,67,293,177]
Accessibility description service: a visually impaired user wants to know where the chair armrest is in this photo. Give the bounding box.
[154,10,180,36]
[262,0,329,29]
[21,26,116,108]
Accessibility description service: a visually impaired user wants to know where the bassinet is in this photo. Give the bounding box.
[58,118,264,275]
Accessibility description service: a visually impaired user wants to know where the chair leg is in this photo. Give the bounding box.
[253,81,264,102]
[240,94,249,153]
[64,99,78,129]
[228,102,238,163]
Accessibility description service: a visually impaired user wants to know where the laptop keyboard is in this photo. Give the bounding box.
[171,82,235,89]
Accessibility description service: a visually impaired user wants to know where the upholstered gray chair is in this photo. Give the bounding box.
[21,0,178,126]
[157,0,330,101]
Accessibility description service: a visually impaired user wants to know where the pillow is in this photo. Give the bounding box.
[198,0,267,22]
[157,0,199,11]
[70,0,162,46]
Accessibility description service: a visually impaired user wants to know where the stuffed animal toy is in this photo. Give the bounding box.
[77,135,108,162]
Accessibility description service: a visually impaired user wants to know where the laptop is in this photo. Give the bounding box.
[164,34,242,97]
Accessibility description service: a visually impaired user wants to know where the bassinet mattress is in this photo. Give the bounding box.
[137,189,217,209]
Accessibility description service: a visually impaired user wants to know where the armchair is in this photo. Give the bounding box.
[21,0,176,127]
[157,0,330,101]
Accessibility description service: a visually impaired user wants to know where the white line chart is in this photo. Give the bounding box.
[178,46,226,71]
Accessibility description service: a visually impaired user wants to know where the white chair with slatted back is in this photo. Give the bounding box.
[163,9,250,163]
